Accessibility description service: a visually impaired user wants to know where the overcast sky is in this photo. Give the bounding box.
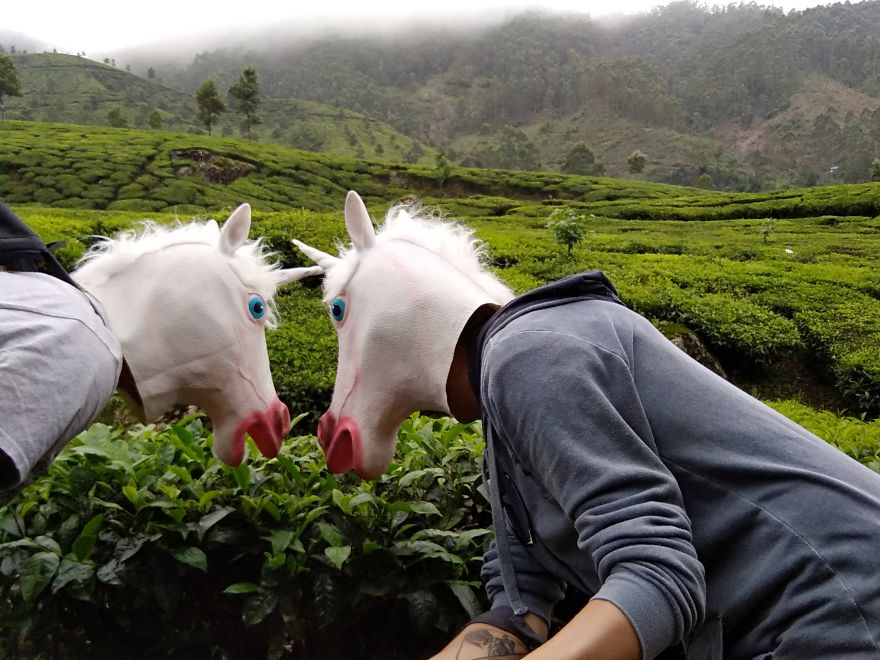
[5,0,834,54]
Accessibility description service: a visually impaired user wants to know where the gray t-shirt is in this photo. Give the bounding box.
[0,271,122,497]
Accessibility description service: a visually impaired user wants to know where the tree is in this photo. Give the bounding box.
[493,125,540,170]
[195,79,225,135]
[695,172,713,189]
[435,151,453,188]
[547,208,587,255]
[405,142,425,163]
[0,53,22,121]
[147,109,162,129]
[228,67,260,137]
[871,158,880,182]
[628,149,648,174]
[107,107,128,128]
[759,218,775,243]
[562,141,604,176]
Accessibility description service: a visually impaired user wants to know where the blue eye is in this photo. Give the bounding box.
[248,295,267,320]
[330,297,346,322]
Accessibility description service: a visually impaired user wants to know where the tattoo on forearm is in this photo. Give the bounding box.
[453,628,526,659]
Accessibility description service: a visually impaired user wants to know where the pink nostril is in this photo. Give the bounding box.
[321,416,362,474]
[317,411,336,451]
[273,399,291,438]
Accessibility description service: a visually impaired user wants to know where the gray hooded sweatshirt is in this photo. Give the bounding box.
[472,273,880,659]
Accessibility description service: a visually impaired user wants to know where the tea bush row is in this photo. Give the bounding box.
[0,416,489,659]
[2,402,877,658]
[1,121,701,215]
[17,202,880,415]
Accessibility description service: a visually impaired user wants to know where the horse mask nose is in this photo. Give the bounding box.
[317,411,363,475]
[237,398,291,459]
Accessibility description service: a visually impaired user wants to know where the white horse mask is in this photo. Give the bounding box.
[294,191,513,479]
[74,204,321,466]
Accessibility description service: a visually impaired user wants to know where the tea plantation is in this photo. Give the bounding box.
[2,121,880,659]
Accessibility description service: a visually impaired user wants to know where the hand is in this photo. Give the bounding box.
[428,623,528,660]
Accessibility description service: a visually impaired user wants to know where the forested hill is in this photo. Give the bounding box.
[2,53,437,167]
[5,2,880,191]
[123,1,880,191]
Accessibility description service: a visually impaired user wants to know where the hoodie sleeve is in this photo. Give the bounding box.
[483,328,706,658]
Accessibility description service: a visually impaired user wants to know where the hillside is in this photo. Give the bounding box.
[2,53,437,166]
[100,1,880,191]
[0,120,713,216]
[4,119,880,422]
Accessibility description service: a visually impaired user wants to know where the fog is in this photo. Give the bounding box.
[3,0,833,62]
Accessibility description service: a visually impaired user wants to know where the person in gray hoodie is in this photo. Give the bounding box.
[435,271,880,659]
[296,195,880,660]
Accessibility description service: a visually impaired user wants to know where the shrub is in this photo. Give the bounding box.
[0,416,489,660]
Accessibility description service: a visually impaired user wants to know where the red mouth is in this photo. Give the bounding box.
[235,399,291,460]
[317,412,362,474]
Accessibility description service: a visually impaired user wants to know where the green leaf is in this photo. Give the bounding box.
[276,455,303,487]
[232,464,250,491]
[289,411,309,432]
[72,514,104,561]
[242,591,278,626]
[406,590,439,634]
[97,559,123,586]
[20,551,60,606]
[348,492,377,509]
[52,558,94,594]
[387,501,441,516]
[122,484,139,507]
[198,490,224,510]
[34,535,62,555]
[312,572,341,623]
[171,423,194,445]
[448,582,482,619]
[267,529,295,555]
[170,546,208,572]
[261,499,280,521]
[116,534,148,563]
[407,501,441,516]
[197,506,234,542]
[316,522,344,547]
[324,545,351,570]
[223,582,261,594]
[165,465,193,484]
[331,488,351,514]
[68,466,95,495]
[398,469,428,488]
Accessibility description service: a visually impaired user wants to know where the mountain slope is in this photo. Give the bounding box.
[3,53,437,166]
[111,3,880,190]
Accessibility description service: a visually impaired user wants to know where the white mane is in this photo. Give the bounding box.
[324,205,513,304]
[77,221,283,292]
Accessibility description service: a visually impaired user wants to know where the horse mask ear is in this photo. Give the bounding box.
[219,204,251,255]
[345,191,376,250]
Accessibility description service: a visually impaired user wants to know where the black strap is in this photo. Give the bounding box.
[0,199,79,287]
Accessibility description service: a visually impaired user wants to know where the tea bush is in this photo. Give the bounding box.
[13,196,880,415]
[0,415,490,660]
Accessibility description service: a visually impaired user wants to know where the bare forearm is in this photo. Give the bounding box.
[429,614,547,660]
[525,599,641,660]
[429,623,528,660]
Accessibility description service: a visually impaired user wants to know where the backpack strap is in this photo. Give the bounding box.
[0,199,80,288]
